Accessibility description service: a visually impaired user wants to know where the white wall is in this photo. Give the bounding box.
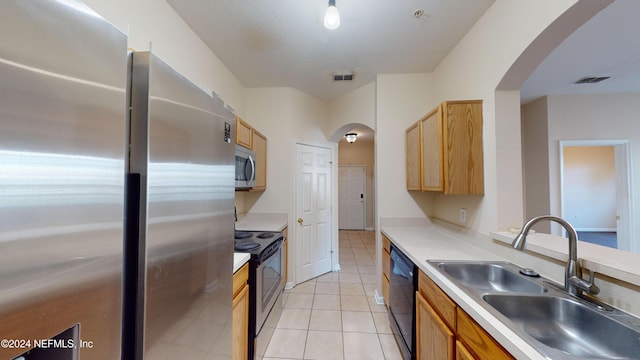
[543,94,640,240]
[85,0,244,112]
[375,73,435,219]
[521,97,552,233]
[328,82,375,141]
[425,0,600,235]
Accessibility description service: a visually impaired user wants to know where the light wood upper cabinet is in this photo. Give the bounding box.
[406,121,422,190]
[421,107,443,191]
[252,129,267,191]
[408,100,484,195]
[236,116,253,149]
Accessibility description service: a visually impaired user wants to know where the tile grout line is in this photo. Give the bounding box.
[267,230,399,360]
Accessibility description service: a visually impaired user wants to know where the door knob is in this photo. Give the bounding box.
[297,218,304,224]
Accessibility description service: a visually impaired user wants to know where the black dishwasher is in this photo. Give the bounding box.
[388,243,418,360]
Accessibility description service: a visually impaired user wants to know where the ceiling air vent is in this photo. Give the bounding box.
[333,73,354,81]
[574,76,610,84]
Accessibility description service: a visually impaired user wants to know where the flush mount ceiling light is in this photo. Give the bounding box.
[345,132,357,143]
[324,0,340,30]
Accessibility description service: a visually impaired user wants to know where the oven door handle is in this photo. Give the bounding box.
[259,238,282,262]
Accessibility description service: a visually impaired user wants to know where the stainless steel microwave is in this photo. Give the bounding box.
[235,144,256,189]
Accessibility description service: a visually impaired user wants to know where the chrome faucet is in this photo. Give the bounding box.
[512,215,599,296]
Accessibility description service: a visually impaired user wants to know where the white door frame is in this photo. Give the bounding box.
[338,165,366,230]
[559,139,634,251]
[290,141,338,287]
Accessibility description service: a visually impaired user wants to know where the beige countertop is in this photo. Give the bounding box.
[233,213,286,275]
[235,220,287,232]
[381,224,546,360]
[233,252,250,273]
[235,212,288,232]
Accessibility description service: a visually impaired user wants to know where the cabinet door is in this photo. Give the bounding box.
[236,116,253,149]
[232,284,249,360]
[457,308,513,360]
[441,101,484,194]
[406,121,422,190]
[252,129,267,190]
[420,107,444,191]
[416,291,455,360]
[456,340,477,360]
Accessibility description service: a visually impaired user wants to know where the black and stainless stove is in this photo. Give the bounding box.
[234,230,285,360]
[234,230,283,261]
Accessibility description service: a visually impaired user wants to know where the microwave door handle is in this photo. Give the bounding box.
[248,155,256,186]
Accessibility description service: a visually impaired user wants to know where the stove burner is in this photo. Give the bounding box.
[235,231,252,240]
[235,241,260,251]
[256,232,275,239]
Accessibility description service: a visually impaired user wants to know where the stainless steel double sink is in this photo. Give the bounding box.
[428,260,640,359]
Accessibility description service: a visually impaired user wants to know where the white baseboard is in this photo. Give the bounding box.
[284,281,294,290]
[333,264,341,272]
[373,289,385,305]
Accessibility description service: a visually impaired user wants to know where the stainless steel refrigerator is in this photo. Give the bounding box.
[0,1,127,359]
[125,52,236,359]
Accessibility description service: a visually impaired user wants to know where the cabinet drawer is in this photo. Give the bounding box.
[457,308,513,360]
[382,273,390,307]
[418,270,456,330]
[382,234,391,253]
[382,249,390,280]
[233,263,248,298]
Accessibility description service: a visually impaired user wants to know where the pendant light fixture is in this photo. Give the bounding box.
[345,132,357,143]
[324,0,340,30]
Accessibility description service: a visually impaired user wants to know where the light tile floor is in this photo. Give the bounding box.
[264,230,403,360]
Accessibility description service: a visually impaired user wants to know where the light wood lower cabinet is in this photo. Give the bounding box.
[381,234,391,306]
[233,263,249,360]
[417,269,513,360]
[456,340,476,360]
[416,289,455,360]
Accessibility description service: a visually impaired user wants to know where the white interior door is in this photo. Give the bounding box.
[295,144,333,283]
[339,165,365,230]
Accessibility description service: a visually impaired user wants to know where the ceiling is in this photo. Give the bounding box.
[521,0,640,103]
[167,0,494,101]
[167,0,640,138]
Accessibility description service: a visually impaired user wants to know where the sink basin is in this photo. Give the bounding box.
[483,294,640,359]
[435,261,546,293]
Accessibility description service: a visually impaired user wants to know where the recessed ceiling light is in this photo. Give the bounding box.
[413,9,424,18]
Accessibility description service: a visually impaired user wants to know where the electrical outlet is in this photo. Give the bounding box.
[459,208,467,223]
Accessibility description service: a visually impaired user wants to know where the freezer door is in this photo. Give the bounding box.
[0,1,127,359]
[128,52,236,359]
